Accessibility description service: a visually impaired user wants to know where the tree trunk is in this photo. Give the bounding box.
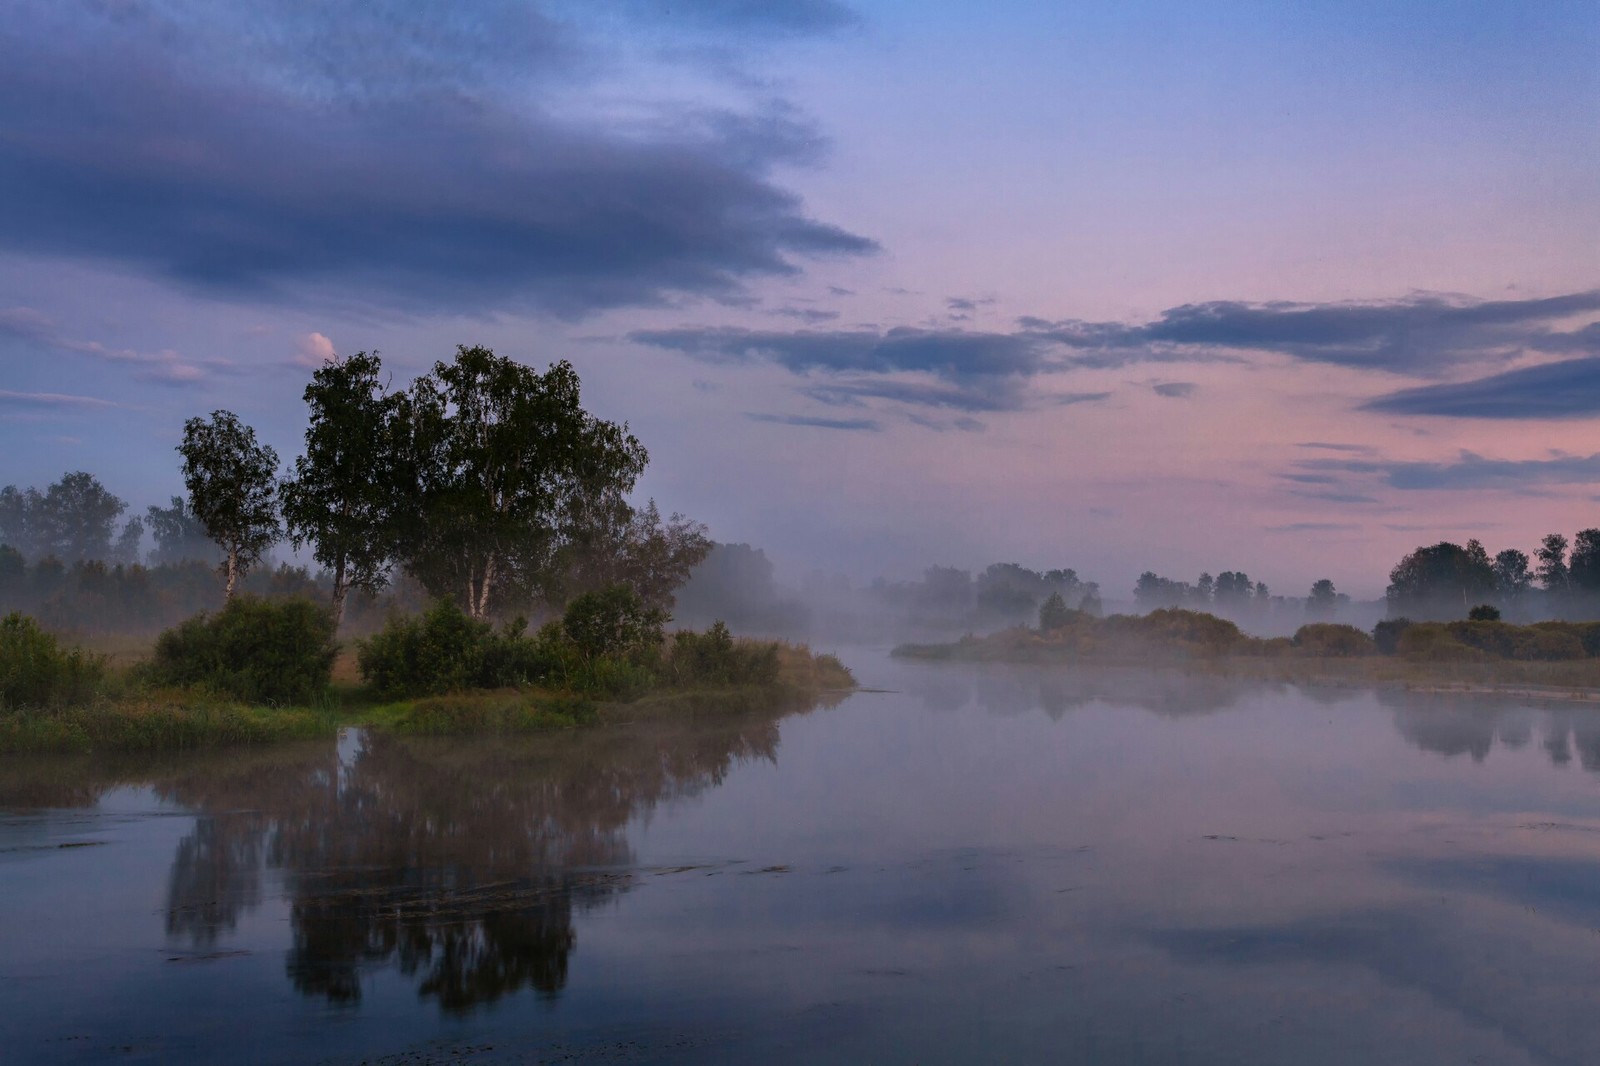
[472,554,497,621]
[225,545,239,601]
[331,557,348,629]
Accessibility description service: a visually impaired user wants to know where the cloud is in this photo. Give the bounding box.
[745,412,880,431]
[0,389,118,409]
[770,307,842,324]
[1264,522,1361,533]
[1296,441,1374,453]
[1364,357,1600,418]
[617,0,859,34]
[1293,448,1600,493]
[1024,290,1600,373]
[0,305,215,384]
[637,289,1600,423]
[632,325,1043,376]
[293,332,337,368]
[0,3,875,319]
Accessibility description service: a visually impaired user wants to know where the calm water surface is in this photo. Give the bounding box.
[6,652,1600,1064]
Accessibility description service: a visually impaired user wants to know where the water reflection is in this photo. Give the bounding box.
[906,664,1271,719]
[1382,691,1600,771]
[3,698,820,1015]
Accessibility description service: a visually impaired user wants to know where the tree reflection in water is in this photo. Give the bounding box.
[144,699,814,1013]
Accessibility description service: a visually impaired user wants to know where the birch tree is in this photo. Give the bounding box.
[178,410,279,600]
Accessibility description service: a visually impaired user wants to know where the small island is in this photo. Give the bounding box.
[0,345,854,754]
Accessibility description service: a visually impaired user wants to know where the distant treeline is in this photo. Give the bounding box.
[1384,535,1600,621]
[0,551,426,637]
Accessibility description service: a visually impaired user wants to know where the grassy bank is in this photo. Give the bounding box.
[0,638,856,754]
[894,609,1600,698]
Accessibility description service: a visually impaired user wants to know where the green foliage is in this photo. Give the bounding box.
[1372,617,1413,655]
[1291,623,1375,657]
[178,410,280,597]
[385,692,598,736]
[357,599,549,699]
[1038,591,1073,632]
[393,346,648,620]
[664,621,781,687]
[281,351,402,624]
[0,612,104,709]
[1468,604,1501,622]
[148,596,337,705]
[562,584,666,662]
[0,699,331,753]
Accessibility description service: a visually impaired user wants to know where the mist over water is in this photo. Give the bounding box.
[8,653,1600,1064]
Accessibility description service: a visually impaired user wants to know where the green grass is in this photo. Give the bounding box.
[0,636,858,753]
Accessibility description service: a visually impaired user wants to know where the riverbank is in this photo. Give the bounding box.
[894,611,1600,701]
[0,641,856,754]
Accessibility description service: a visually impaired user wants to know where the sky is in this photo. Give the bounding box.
[1,0,1597,599]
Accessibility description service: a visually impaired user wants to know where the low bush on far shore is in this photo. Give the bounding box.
[895,607,1600,675]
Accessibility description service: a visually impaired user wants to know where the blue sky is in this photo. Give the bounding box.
[2,0,1597,597]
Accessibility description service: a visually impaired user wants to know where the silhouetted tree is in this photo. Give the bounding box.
[393,347,648,621]
[1493,548,1533,608]
[280,352,402,627]
[0,472,134,563]
[1569,528,1600,596]
[146,497,217,565]
[1386,541,1495,620]
[178,411,281,601]
[1307,578,1339,616]
[1537,533,1570,594]
[1038,591,1072,631]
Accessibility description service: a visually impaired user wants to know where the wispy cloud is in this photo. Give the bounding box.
[0,306,217,384]
[0,389,118,409]
[746,411,880,431]
[1364,356,1600,418]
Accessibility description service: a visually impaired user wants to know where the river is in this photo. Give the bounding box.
[5,651,1600,1063]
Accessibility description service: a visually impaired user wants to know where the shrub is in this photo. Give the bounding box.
[665,622,781,687]
[1396,623,1488,663]
[1444,621,1585,661]
[1112,609,1248,655]
[147,596,337,705]
[1468,604,1501,622]
[1372,618,1413,655]
[1038,592,1073,632]
[1532,621,1600,656]
[562,585,666,663]
[0,612,104,709]
[1292,623,1376,657]
[357,600,551,699]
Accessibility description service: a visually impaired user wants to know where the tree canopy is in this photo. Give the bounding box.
[178,410,281,600]
[280,351,402,626]
[393,346,649,620]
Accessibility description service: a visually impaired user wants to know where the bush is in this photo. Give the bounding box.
[1372,618,1413,655]
[1444,621,1586,662]
[1291,623,1375,657]
[665,622,781,687]
[1038,592,1073,632]
[357,600,552,699]
[147,597,337,705]
[0,612,104,709]
[562,585,666,663]
[1468,604,1501,622]
[1396,623,1488,663]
